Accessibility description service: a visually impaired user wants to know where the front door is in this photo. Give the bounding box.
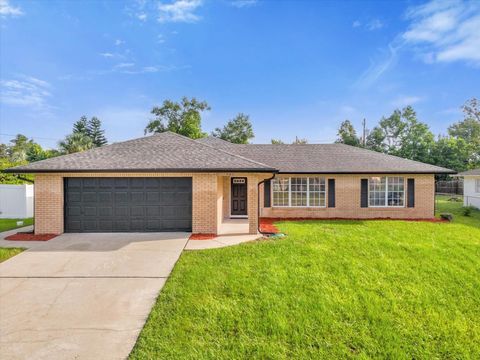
[231,177,247,216]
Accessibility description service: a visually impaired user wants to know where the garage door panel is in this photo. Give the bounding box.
[65,177,192,232]
[82,192,97,202]
[131,192,145,203]
[115,192,129,203]
[98,192,112,202]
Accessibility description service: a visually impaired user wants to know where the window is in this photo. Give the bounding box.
[272,177,326,207]
[476,179,480,193]
[272,178,289,206]
[369,176,404,207]
[309,177,326,207]
[291,178,307,206]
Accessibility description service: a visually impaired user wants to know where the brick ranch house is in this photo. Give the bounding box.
[5,131,454,235]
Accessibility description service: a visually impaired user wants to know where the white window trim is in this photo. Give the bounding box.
[368,177,405,208]
[271,177,327,208]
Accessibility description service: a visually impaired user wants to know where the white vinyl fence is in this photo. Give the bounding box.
[0,184,34,219]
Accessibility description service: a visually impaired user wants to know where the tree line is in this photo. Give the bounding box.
[335,98,479,173]
[1,96,478,183]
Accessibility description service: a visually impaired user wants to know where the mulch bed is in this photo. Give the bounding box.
[189,233,217,240]
[5,232,58,241]
[259,217,447,233]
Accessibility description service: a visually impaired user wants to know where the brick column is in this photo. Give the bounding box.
[34,175,64,234]
[192,174,218,234]
[247,174,259,234]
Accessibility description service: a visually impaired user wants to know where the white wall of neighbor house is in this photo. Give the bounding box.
[0,184,34,219]
[463,176,480,208]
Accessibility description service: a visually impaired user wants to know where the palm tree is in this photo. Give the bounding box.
[58,133,94,154]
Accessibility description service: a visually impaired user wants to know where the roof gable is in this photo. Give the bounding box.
[6,132,275,173]
[197,137,455,174]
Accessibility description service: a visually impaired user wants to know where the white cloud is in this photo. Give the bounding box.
[100,52,115,58]
[230,0,258,8]
[352,20,361,28]
[157,0,202,23]
[137,12,147,21]
[402,0,480,64]
[0,0,23,17]
[115,39,125,46]
[157,34,166,43]
[366,19,384,31]
[114,62,135,69]
[0,76,51,109]
[391,95,423,107]
[354,43,400,88]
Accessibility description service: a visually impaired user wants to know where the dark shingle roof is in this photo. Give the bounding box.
[457,169,480,176]
[5,132,455,174]
[5,132,276,173]
[197,137,455,174]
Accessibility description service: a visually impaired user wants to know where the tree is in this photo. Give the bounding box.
[336,120,360,146]
[271,139,285,144]
[88,117,108,147]
[448,98,480,168]
[0,158,33,184]
[73,116,89,135]
[8,134,31,162]
[145,97,210,139]
[59,133,94,154]
[431,136,470,173]
[212,113,254,144]
[365,126,386,153]
[394,106,435,163]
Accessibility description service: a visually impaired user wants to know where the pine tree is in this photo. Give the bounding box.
[87,117,108,147]
[73,116,89,135]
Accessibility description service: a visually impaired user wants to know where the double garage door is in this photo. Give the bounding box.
[64,177,192,232]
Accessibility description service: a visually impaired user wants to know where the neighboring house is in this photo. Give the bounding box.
[0,184,34,219]
[456,169,480,208]
[4,132,454,235]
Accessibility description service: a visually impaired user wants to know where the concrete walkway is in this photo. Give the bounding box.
[0,225,42,249]
[185,234,261,250]
[0,232,190,360]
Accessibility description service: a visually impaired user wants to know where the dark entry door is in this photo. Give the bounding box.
[64,177,192,232]
[231,177,247,216]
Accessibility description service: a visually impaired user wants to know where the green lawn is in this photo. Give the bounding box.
[131,199,480,359]
[0,247,24,263]
[0,218,33,232]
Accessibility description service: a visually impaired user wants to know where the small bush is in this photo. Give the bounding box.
[440,213,454,221]
[462,206,476,217]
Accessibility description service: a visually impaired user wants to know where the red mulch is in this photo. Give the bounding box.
[259,217,447,233]
[5,232,58,241]
[259,218,280,233]
[189,233,217,240]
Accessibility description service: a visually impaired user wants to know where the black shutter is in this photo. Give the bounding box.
[407,178,415,208]
[328,179,335,208]
[360,179,368,208]
[264,180,271,208]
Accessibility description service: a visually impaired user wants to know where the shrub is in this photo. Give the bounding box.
[462,206,476,217]
[440,213,454,221]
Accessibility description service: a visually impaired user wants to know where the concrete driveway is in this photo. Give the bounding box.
[0,232,190,360]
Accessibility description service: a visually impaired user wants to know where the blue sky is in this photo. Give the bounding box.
[1,0,479,148]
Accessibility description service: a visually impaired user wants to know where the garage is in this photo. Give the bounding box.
[64,177,192,232]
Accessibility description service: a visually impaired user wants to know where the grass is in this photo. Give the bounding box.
[0,218,33,232]
[0,247,24,263]
[131,199,480,359]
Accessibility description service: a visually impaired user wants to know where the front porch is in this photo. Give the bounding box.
[214,175,260,235]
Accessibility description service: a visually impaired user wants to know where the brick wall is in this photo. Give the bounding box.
[260,174,435,219]
[33,172,262,235]
[34,175,64,234]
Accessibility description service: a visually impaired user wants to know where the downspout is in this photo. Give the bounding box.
[257,173,277,236]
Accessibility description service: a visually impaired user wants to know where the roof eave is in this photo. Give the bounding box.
[277,170,457,174]
[3,168,279,174]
